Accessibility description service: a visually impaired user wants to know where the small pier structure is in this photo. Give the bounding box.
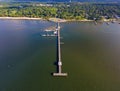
[53,22,68,77]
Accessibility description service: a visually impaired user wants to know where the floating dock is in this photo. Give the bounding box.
[53,22,68,77]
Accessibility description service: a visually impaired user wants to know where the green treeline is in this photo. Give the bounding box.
[0,3,120,20]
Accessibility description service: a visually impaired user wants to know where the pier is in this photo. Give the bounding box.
[53,22,68,77]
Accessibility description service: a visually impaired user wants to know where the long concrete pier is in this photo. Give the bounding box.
[53,22,68,77]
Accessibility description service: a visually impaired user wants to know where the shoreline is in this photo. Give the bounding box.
[0,17,43,20]
[0,17,117,22]
[0,17,67,22]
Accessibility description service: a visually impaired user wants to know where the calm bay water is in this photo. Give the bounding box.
[0,20,120,91]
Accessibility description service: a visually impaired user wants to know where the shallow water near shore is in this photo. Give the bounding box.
[0,20,120,91]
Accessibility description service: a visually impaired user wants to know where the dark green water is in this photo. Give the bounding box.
[0,20,120,91]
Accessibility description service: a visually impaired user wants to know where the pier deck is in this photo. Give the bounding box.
[53,22,68,77]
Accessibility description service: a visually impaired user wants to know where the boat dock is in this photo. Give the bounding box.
[53,22,68,77]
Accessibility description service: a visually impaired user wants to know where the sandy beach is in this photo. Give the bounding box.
[0,17,43,20]
[0,17,67,22]
[0,17,93,22]
[0,17,116,22]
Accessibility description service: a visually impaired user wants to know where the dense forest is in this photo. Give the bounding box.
[0,3,120,20]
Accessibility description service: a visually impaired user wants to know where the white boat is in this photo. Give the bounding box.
[42,34,56,37]
[50,34,56,36]
[54,31,57,34]
[42,34,47,36]
[44,29,54,32]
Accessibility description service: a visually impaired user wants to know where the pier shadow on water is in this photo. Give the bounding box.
[51,36,59,75]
